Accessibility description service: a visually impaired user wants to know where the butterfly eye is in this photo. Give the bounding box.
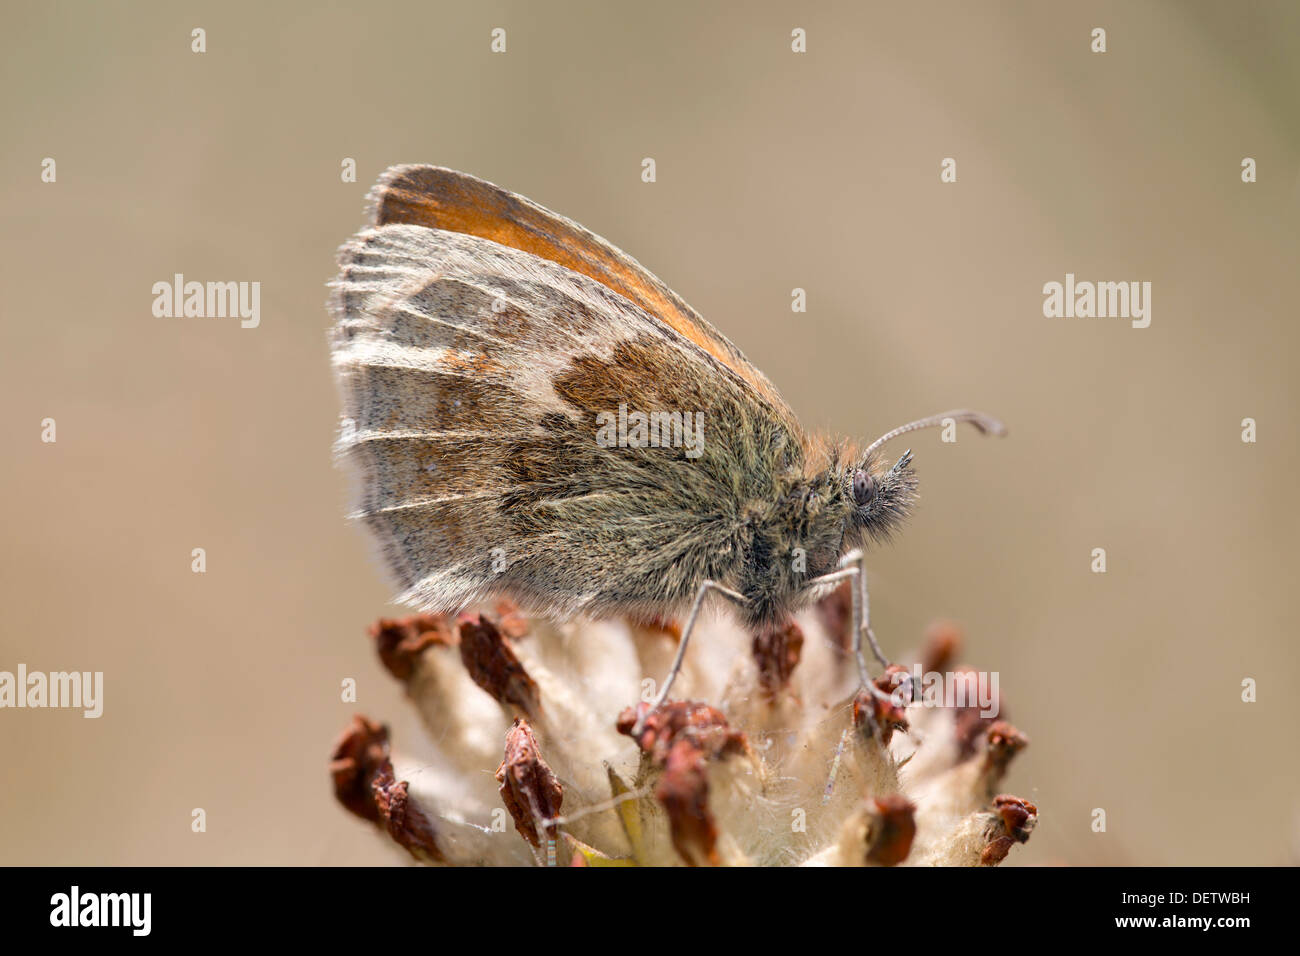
[852,469,876,506]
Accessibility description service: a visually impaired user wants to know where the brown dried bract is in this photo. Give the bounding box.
[458,612,542,719]
[372,760,442,861]
[328,715,390,823]
[617,700,749,765]
[655,740,719,866]
[980,721,1029,792]
[915,622,1008,760]
[864,794,918,867]
[852,669,911,745]
[980,835,1016,866]
[949,668,1007,760]
[877,664,916,701]
[370,614,456,680]
[920,620,963,674]
[751,617,805,697]
[495,718,563,848]
[993,794,1037,841]
[629,616,683,644]
[981,794,1038,865]
[494,599,531,640]
[616,700,750,867]
[814,580,854,651]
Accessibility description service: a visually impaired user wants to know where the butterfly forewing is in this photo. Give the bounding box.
[366,165,798,424]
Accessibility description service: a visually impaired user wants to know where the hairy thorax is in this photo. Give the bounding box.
[731,466,853,626]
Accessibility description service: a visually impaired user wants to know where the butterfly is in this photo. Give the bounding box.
[329,165,1004,724]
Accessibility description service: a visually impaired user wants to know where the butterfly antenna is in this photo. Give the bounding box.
[864,409,1006,458]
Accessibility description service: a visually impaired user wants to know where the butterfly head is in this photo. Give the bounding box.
[841,409,1006,545]
[847,448,918,543]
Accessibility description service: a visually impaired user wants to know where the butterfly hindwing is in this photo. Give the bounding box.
[330,223,804,619]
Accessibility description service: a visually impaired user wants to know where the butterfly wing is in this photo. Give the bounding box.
[366,165,798,425]
[330,175,805,619]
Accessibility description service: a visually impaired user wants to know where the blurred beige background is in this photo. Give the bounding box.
[2,0,1298,865]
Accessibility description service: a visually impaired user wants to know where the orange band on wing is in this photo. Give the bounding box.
[369,165,793,419]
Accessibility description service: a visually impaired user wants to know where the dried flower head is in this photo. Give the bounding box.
[331,590,1037,866]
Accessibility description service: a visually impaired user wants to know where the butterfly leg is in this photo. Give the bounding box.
[803,550,910,704]
[632,579,746,735]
